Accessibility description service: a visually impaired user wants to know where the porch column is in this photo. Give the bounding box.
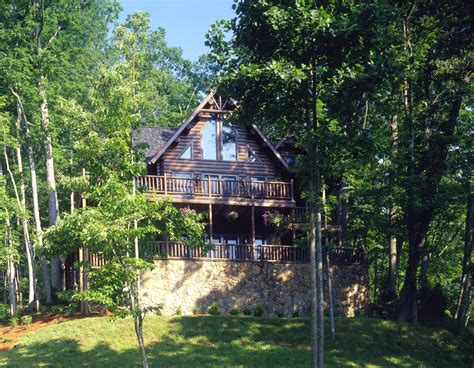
[291,207,296,242]
[209,204,214,259]
[251,206,256,259]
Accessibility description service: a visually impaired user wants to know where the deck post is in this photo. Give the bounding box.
[292,207,296,242]
[251,206,256,259]
[290,179,294,201]
[164,172,168,195]
[208,176,211,198]
[209,203,214,259]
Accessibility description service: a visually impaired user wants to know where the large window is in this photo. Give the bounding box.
[202,119,217,160]
[222,122,237,161]
[201,118,237,161]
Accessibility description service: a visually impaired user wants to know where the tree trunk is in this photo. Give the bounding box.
[39,76,61,294]
[388,115,398,298]
[420,247,429,292]
[11,89,52,305]
[455,177,473,328]
[14,105,37,310]
[1,164,17,316]
[323,187,335,339]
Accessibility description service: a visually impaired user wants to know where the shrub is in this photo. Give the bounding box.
[175,306,182,316]
[0,304,7,320]
[242,308,252,316]
[51,305,65,314]
[65,304,77,317]
[276,310,284,318]
[419,284,449,318]
[291,310,299,318]
[192,306,199,315]
[20,315,33,326]
[229,308,240,316]
[208,301,220,315]
[39,305,49,314]
[9,316,19,328]
[253,304,264,317]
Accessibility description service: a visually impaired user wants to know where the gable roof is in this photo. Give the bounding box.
[133,126,178,161]
[148,90,217,164]
[142,90,290,172]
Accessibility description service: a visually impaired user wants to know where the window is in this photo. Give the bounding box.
[178,145,192,159]
[246,145,259,163]
[283,154,296,166]
[202,119,217,160]
[222,121,237,161]
[201,118,237,161]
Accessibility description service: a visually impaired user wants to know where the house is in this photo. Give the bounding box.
[67,90,368,317]
[133,90,307,258]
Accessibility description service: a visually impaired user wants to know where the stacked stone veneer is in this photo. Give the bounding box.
[140,259,368,317]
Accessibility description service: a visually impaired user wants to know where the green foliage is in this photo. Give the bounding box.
[253,304,265,317]
[20,315,32,326]
[175,306,182,316]
[192,306,199,315]
[208,301,221,316]
[9,316,18,328]
[229,308,240,316]
[242,308,252,316]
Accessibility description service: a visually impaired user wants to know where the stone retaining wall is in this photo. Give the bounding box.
[140,259,368,317]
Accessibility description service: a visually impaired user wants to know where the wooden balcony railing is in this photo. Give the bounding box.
[135,175,294,201]
[140,241,364,265]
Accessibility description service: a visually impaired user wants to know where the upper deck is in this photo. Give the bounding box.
[135,175,295,207]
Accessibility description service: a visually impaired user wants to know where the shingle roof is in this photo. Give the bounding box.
[132,126,178,162]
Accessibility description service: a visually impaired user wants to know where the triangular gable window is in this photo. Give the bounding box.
[246,145,259,163]
[178,145,192,160]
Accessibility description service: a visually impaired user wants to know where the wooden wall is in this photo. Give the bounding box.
[158,116,284,179]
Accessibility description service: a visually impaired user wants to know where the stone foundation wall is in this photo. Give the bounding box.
[140,259,368,317]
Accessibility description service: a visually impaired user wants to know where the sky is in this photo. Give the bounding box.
[119,0,235,61]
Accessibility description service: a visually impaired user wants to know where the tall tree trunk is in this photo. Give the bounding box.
[455,174,473,328]
[14,104,37,310]
[1,164,17,316]
[11,88,52,305]
[38,76,61,294]
[399,9,419,324]
[6,217,17,317]
[307,58,325,368]
[323,186,335,338]
[420,247,429,292]
[388,115,398,298]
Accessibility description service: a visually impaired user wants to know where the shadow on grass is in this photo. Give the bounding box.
[1,316,472,367]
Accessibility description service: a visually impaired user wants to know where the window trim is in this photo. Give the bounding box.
[176,143,193,160]
[246,145,261,164]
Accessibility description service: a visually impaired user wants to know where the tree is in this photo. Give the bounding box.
[46,63,206,367]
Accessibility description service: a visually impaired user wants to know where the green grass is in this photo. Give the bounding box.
[1,316,472,367]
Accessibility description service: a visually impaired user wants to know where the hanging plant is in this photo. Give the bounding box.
[225,210,239,221]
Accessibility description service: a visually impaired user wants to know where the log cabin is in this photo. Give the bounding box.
[132,90,363,265]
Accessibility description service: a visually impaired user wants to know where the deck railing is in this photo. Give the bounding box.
[140,241,364,265]
[135,175,293,200]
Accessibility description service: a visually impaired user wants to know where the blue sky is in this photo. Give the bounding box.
[119,0,235,61]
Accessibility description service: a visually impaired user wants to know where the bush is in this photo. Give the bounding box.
[20,315,33,326]
[65,304,77,317]
[253,304,264,317]
[229,308,240,316]
[175,306,182,316]
[39,305,49,314]
[208,301,220,315]
[192,306,199,315]
[9,316,19,328]
[51,305,65,314]
[242,308,252,316]
[419,284,449,318]
[0,304,7,320]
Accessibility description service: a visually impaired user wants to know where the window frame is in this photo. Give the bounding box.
[176,143,193,160]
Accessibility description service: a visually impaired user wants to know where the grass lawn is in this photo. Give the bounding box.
[1,315,472,367]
